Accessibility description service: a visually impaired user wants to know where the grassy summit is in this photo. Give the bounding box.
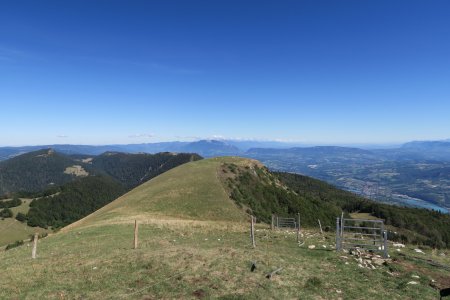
[67,157,250,230]
[0,157,449,299]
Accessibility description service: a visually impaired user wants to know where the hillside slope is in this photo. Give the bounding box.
[68,157,251,229]
[1,157,449,299]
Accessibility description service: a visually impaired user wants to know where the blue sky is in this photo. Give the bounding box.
[1,0,450,146]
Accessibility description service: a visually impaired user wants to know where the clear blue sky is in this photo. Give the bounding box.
[1,0,449,146]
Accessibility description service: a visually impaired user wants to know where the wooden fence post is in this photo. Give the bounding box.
[271,214,274,231]
[32,233,38,259]
[251,216,256,248]
[336,218,340,251]
[318,219,323,234]
[383,230,388,258]
[297,213,300,243]
[134,220,139,249]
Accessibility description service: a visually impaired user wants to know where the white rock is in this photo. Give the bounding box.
[308,245,316,249]
[357,264,364,268]
[396,249,401,252]
[407,281,418,285]
[393,243,405,248]
[322,245,327,248]
[336,289,342,294]
[414,249,425,254]
[411,275,420,279]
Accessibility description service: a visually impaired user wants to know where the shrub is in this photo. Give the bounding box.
[15,212,27,222]
[5,240,24,251]
[0,208,13,218]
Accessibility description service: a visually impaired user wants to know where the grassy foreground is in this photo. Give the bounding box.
[1,220,448,299]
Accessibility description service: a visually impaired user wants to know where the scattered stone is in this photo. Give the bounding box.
[336,289,342,294]
[429,279,438,289]
[339,256,348,259]
[396,249,401,252]
[322,245,327,248]
[308,245,316,249]
[372,258,386,266]
[357,264,364,268]
[411,275,420,279]
[407,281,418,285]
[93,267,97,270]
[414,249,425,254]
[393,243,405,248]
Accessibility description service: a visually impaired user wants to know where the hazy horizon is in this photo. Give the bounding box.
[1,137,446,149]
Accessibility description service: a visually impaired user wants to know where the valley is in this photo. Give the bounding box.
[245,145,450,213]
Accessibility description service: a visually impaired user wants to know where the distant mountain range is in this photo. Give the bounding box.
[1,139,449,212]
[0,140,305,160]
[1,139,450,161]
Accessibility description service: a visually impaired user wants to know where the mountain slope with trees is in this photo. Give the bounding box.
[0,149,84,195]
[0,149,202,235]
[222,163,450,248]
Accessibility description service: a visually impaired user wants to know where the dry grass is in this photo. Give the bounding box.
[64,165,89,176]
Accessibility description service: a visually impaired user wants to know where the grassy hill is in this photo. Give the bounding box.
[67,157,250,229]
[1,157,449,299]
[0,199,48,246]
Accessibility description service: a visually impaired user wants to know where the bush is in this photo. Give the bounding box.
[0,208,13,218]
[15,212,27,222]
[0,197,21,209]
[5,240,24,251]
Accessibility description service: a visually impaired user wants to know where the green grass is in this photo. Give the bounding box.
[0,199,48,246]
[68,157,250,229]
[1,158,448,299]
[1,222,446,299]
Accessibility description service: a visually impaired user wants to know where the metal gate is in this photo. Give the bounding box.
[336,216,388,258]
[272,215,298,229]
